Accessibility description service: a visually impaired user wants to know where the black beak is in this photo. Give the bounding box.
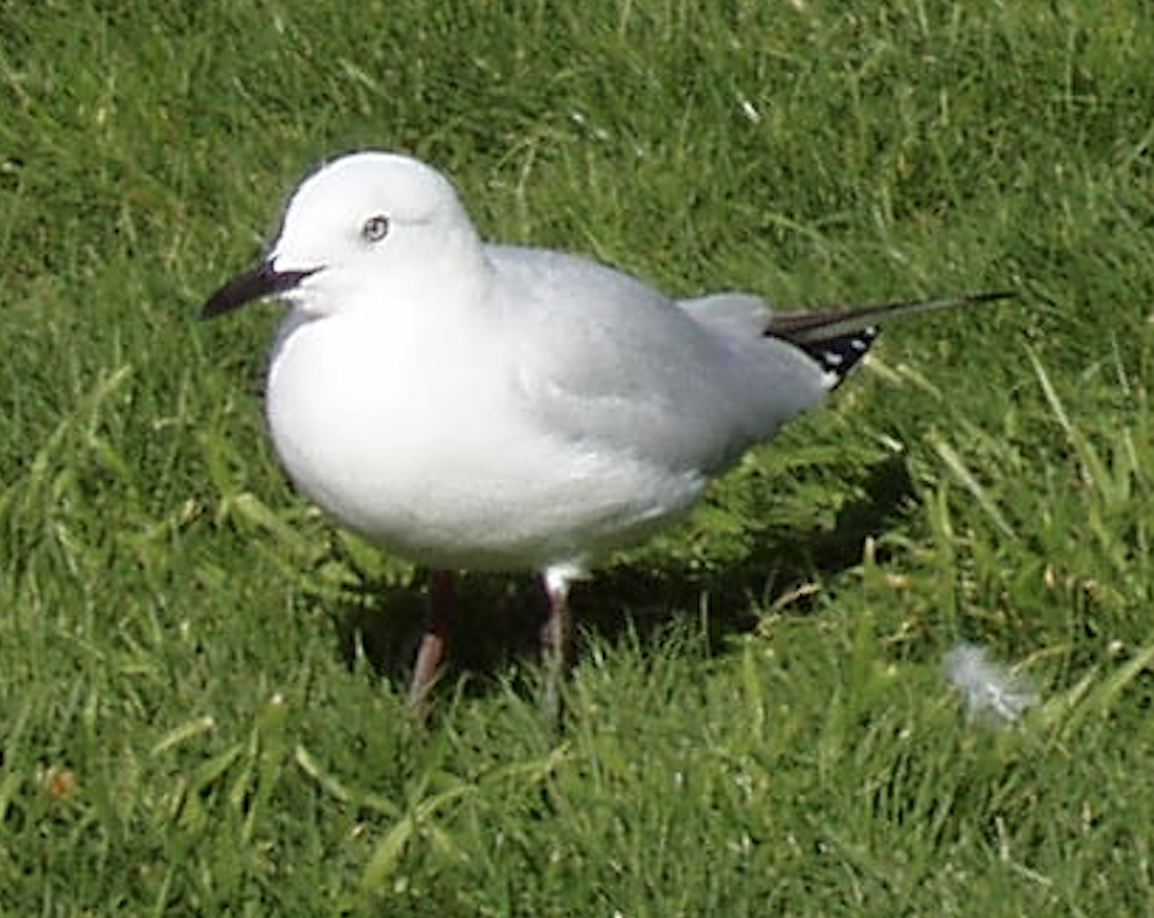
[201,261,319,320]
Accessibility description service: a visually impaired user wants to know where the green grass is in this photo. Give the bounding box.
[3,0,1154,914]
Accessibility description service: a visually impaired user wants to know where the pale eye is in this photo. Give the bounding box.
[361,214,390,243]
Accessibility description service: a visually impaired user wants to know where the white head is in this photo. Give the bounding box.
[202,152,484,319]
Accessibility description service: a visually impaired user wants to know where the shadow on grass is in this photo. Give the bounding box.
[334,454,914,697]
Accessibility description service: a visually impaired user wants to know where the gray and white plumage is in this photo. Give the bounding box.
[202,151,1008,701]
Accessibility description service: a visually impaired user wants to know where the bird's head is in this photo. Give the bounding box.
[202,151,483,320]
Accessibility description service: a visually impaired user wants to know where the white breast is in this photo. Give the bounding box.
[265,308,706,573]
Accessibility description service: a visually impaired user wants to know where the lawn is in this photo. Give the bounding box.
[2,0,1153,915]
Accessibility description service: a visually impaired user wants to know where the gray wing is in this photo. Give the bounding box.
[487,246,830,474]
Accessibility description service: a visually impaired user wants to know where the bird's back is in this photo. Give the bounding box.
[487,245,832,476]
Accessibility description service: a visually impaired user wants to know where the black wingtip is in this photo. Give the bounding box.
[794,327,881,388]
[768,289,1017,344]
[769,289,1017,386]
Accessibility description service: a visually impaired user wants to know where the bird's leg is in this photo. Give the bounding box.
[539,570,575,722]
[408,569,457,720]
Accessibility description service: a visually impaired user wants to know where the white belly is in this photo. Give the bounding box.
[265,311,705,572]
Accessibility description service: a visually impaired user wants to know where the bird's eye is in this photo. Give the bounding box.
[361,215,390,243]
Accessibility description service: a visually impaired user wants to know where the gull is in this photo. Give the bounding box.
[201,150,1010,715]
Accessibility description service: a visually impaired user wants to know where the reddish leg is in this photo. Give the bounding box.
[540,569,576,721]
[408,569,457,719]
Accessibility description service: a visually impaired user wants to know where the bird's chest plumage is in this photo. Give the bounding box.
[264,310,699,569]
[268,310,505,521]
